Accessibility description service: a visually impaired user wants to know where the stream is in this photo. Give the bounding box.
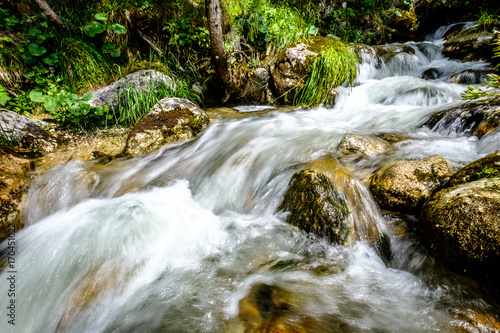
[1,24,500,332]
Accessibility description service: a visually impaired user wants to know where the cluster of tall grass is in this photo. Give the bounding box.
[295,39,359,107]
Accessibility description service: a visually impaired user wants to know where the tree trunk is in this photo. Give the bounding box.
[35,0,65,27]
[206,0,230,89]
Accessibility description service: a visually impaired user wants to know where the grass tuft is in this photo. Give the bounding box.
[295,39,359,107]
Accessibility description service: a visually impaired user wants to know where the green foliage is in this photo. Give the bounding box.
[81,13,127,58]
[0,85,12,107]
[227,0,316,51]
[477,8,500,31]
[476,166,498,178]
[295,39,359,107]
[326,6,365,43]
[28,69,108,130]
[462,37,500,100]
[162,18,210,56]
[0,8,19,30]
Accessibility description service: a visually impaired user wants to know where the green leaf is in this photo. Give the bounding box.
[20,52,35,64]
[5,16,19,26]
[0,93,11,107]
[24,71,35,78]
[28,28,42,37]
[108,23,127,34]
[69,105,80,114]
[81,93,93,101]
[94,13,108,21]
[80,102,91,111]
[29,89,45,103]
[42,54,58,66]
[101,42,115,52]
[0,37,14,43]
[69,94,80,102]
[41,22,48,28]
[82,21,106,37]
[307,25,319,35]
[43,96,60,112]
[110,49,121,57]
[28,43,47,56]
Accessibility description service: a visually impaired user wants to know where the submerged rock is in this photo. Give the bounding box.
[278,168,350,245]
[124,97,209,156]
[338,134,391,156]
[419,97,500,138]
[88,69,173,110]
[370,155,452,212]
[0,110,56,153]
[421,177,500,283]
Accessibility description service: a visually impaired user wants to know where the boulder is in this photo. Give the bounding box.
[370,155,452,212]
[442,26,496,63]
[420,177,500,282]
[278,168,350,245]
[445,150,500,188]
[0,110,56,153]
[88,69,173,109]
[338,134,391,156]
[124,97,209,156]
[272,38,324,103]
[418,97,500,138]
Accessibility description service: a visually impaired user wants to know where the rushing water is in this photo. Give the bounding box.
[2,25,500,332]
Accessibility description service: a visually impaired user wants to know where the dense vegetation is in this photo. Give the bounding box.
[0,0,499,132]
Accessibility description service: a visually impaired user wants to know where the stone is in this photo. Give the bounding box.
[338,134,391,156]
[370,155,452,212]
[124,97,209,156]
[88,69,174,109]
[421,177,500,283]
[271,38,323,103]
[0,110,57,153]
[418,97,500,138]
[443,27,496,63]
[445,150,500,188]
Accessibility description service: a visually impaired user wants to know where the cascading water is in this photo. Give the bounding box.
[2,25,500,332]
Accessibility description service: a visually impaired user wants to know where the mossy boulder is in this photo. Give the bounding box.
[338,134,392,156]
[124,97,209,156]
[420,177,500,283]
[418,97,500,139]
[278,169,350,245]
[370,155,452,212]
[443,27,496,63]
[271,37,332,104]
[445,150,500,188]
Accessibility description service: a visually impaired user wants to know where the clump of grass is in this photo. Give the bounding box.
[0,41,25,88]
[295,39,359,107]
[59,37,117,93]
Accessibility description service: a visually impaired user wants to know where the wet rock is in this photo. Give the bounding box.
[0,110,57,153]
[421,177,500,283]
[421,68,442,80]
[88,69,173,110]
[449,70,495,85]
[419,97,500,138]
[454,309,500,333]
[372,43,416,63]
[124,97,209,156]
[278,168,349,245]
[0,146,33,242]
[445,150,500,188]
[370,155,452,212]
[338,134,391,156]
[272,38,325,103]
[237,67,273,104]
[443,27,496,63]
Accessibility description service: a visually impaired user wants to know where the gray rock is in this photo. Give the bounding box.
[442,26,495,63]
[370,155,452,211]
[88,69,174,109]
[0,110,56,153]
[124,98,209,156]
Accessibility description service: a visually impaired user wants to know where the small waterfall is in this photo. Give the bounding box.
[2,24,500,332]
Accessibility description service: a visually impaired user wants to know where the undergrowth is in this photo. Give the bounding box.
[295,39,359,107]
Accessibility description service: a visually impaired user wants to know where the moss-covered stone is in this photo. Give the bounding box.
[124,97,209,156]
[420,177,500,282]
[445,150,500,188]
[443,27,496,63]
[370,155,452,212]
[278,169,350,245]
